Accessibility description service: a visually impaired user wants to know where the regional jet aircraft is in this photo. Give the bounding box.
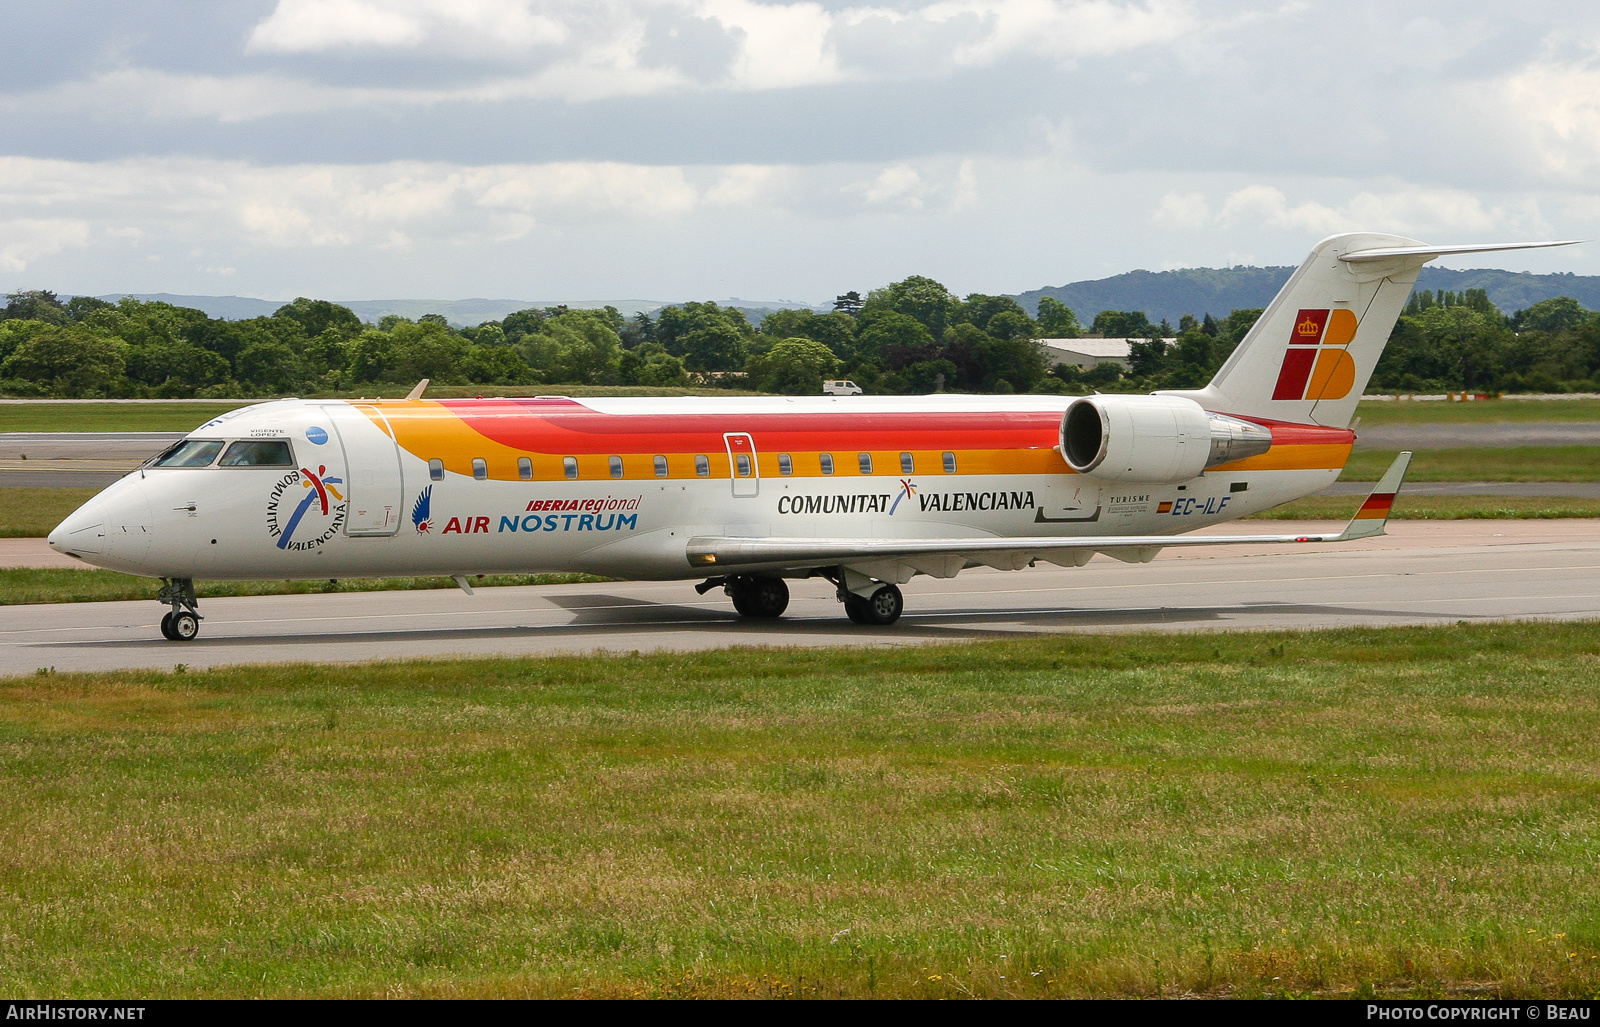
[48,233,1575,640]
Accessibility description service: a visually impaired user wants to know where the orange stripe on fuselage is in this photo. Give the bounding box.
[356,399,1359,481]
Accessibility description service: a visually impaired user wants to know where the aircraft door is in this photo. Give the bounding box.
[324,403,405,536]
[724,432,759,498]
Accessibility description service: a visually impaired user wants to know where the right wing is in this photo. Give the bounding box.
[687,453,1412,580]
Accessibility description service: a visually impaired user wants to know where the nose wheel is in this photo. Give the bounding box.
[159,610,200,641]
[156,578,202,642]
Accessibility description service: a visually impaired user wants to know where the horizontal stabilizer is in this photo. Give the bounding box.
[1339,240,1580,263]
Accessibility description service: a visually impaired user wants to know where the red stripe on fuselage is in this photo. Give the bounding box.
[436,398,1063,455]
[428,400,1358,457]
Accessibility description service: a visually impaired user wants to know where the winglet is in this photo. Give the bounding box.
[405,378,430,401]
[1334,451,1412,541]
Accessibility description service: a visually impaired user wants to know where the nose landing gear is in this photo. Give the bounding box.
[157,578,202,641]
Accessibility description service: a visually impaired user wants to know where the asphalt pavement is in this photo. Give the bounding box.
[2,520,1595,676]
[1354,422,1600,449]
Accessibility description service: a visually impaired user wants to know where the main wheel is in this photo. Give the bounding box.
[729,576,790,618]
[168,610,200,642]
[743,577,789,618]
[863,584,903,626]
[159,611,176,640]
[843,593,871,625]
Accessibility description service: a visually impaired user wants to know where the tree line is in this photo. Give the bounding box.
[0,279,1595,399]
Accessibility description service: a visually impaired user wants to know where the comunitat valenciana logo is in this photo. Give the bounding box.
[266,465,347,551]
[1272,307,1359,401]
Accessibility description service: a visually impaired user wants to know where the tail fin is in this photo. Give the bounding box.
[1158,235,1577,427]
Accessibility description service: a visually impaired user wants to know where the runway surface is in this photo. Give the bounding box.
[0,432,184,460]
[1355,422,1600,449]
[2,520,1597,676]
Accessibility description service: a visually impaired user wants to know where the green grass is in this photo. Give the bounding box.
[0,389,763,432]
[1354,398,1600,426]
[1343,447,1600,482]
[0,395,1593,434]
[0,402,251,433]
[0,487,98,537]
[6,623,1600,998]
[0,568,606,606]
[1249,496,1600,520]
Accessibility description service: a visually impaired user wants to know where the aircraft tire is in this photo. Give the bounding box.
[864,584,903,626]
[729,576,789,618]
[843,594,871,625]
[169,611,200,642]
[159,612,176,640]
[744,577,789,618]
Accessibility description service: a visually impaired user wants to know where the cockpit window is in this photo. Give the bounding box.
[152,440,224,467]
[219,440,295,467]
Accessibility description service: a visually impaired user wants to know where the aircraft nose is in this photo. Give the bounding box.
[48,497,106,556]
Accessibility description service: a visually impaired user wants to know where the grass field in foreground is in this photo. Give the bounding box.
[5,623,1600,998]
[1343,447,1600,482]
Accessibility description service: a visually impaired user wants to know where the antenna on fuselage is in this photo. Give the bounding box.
[405,378,430,401]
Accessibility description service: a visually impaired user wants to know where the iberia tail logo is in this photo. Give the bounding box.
[1272,307,1359,401]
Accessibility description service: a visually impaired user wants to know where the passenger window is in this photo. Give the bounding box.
[654,455,668,478]
[152,440,224,467]
[735,453,752,477]
[609,456,624,479]
[820,453,834,475]
[695,455,710,477]
[518,457,532,481]
[942,451,957,474]
[472,458,488,481]
[563,456,578,480]
[219,440,294,467]
[900,452,914,474]
[778,453,793,476]
[858,452,873,474]
[429,458,444,482]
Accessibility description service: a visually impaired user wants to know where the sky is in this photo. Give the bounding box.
[1,0,1598,304]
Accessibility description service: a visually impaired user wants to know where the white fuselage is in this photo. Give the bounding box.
[48,396,1343,582]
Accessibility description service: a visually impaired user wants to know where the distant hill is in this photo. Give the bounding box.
[1012,267,1600,324]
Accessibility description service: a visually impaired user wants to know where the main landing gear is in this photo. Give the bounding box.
[823,567,903,626]
[697,571,903,626]
[157,577,201,641]
[698,575,791,618]
[842,583,903,626]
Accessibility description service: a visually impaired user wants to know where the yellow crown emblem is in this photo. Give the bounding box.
[1297,317,1322,336]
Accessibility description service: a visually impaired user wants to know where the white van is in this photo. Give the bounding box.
[823,380,863,396]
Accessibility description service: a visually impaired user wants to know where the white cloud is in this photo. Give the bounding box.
[1214,184,1518,238]
[0,219,91,273]
[1149,190,1208,228]
[845,160,977,213]
[247,0,565,53]
[1497,58,1600,183]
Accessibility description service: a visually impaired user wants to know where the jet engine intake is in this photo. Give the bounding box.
[1060,395,1273,483]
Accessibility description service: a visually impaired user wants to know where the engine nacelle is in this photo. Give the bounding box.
[1059,395,1273,483]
